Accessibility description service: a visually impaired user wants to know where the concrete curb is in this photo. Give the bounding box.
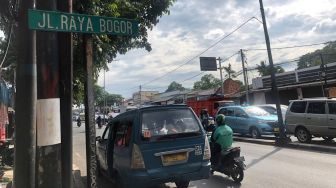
[233,136,336,154]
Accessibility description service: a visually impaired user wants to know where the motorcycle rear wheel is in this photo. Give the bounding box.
[231,163,244,183]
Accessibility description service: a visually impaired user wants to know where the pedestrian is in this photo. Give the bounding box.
[97,115,102,129]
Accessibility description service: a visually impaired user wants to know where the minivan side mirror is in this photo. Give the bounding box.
[96,136,102,142]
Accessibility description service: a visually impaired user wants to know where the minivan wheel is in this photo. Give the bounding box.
[322,136,334,141]
[175,180,190,188]
[296,127,311,143]
[250,127,261,139]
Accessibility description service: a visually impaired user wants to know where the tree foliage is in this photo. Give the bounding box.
[297,41,336,69]
[193,74,222,90]
[223,63,236,79]
[256,61,284,76]
[1,0,176,104]
[73,0,175,104]
[166,81,185,92]
[94,84,123,106]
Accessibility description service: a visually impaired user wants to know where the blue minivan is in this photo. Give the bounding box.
[96,105,210,188]
[216,106,279,138]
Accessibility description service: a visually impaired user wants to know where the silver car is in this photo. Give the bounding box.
[285,98,336,143]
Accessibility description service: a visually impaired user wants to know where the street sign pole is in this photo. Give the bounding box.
[57,0,73,188]
[259,0,289,145]
[14,0,37,187]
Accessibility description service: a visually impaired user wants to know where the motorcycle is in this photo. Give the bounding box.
[208,132,246,183]
[211,147,246,183]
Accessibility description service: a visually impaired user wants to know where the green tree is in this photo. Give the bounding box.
[93,84,123,106]
[166,81,185,92]
[0,1,176,104]
[297,41,336,69]
[256,61,285,76]
[72,0,175,104]
[223,63,236,79]
[193,74,222,90]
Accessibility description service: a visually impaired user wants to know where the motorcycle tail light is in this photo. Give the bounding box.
[203,136,211,160]
[131,144,146,169]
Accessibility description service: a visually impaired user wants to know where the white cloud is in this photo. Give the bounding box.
[97,0,336,98]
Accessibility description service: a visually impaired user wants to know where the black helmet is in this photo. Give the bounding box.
[216,114,226,125]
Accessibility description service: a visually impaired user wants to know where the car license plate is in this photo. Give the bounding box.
[274,128,279,132]
[162,152,188,166]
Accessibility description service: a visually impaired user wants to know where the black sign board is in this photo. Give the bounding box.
[200,57,217,71]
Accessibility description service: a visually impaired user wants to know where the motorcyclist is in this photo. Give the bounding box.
[210,114,233,167]
[200,108,209,129]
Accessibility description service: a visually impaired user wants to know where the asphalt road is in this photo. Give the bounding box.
[73,123,336,188]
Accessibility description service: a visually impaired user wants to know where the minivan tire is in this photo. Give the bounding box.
[296,127,311,143]
[175,180,190,188]
[250,127,261,139]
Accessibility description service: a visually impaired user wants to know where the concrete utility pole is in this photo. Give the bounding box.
[218,57,224,96]
[35,0,62,187]
[259,0,288,144]
[57,0,73,187]
[14,0,37,187]
[240,49,249,104]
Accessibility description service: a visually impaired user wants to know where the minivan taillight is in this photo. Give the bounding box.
[203,136,211,160]
[131,144,145,169]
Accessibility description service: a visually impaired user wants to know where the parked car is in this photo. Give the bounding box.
[216,106,279,138]
[256,104,288,120]
[285,98,336,143]
[96,105,210,188]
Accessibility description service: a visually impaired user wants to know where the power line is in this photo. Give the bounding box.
[141,16,260,86]
[245,41,329,51]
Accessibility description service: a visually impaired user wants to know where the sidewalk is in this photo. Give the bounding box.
[0,166,13,188]
[234,136,336,154]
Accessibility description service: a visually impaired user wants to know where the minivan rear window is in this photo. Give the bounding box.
[290,101,307,113]
[141,108,201,141]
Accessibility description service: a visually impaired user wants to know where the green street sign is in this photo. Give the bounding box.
[28,9,139,36]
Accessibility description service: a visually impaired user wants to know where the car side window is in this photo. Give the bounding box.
[307,102,326,114]
[290,101,307,113]
[219,108,234,116]
[235,109,247,117]
[114,116,133,148]
[328,102,336,115]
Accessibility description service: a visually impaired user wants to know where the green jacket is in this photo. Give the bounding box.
[213,124,233,150]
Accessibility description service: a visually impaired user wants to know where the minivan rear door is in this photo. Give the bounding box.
[327,102,336,136]
[138,108,205,179]
[306,101,328,135]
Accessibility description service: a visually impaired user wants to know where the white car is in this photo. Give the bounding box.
[256,104,288,121]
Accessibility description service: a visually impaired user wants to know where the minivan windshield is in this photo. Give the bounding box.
[141,108,201,141]
[244,106,270,117]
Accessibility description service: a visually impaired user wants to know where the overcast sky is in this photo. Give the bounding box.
[2,0,336,99]
[98,0,336,98]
